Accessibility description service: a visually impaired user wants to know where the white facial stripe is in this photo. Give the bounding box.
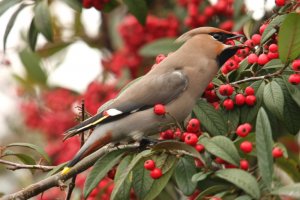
[106,109,123,116]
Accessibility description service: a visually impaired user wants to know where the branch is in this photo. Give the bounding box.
[2,143,139,200]
[0,159,55,171]
[230,63,290,85]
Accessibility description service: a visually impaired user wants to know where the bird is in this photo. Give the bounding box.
[61,27,244,175]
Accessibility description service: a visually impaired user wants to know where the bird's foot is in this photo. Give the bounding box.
[138,137,159,151]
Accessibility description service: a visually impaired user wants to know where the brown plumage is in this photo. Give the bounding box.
[61,27,244,174]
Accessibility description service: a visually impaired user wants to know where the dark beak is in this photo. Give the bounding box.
[227,34,245,40]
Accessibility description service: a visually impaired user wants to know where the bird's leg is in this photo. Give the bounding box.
[138,137,159,151]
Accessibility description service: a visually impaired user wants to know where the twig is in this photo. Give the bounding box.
[0,159,55,171]
[230,63,290,85]
[2,143,139,200]
[66,100,86,200]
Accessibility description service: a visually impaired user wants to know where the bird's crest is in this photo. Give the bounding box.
[176,27,233,43]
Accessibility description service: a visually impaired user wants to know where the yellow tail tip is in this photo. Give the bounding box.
[61,167,71,175]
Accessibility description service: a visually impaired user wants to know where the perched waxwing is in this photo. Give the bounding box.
[61,27,244,175]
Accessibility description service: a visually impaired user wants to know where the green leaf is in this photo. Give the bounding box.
[195,185,231,200]
[139,38,182,57]
[199,136,240,166]
[276,158,300,182]
[278,13,300,63]
[263,59,284,70]
[193,99,227,136]
[263,81,284,120]
[220,107,240,133]
[191,171,212,182]
[234,195,252,200]
[261,14,287,44]
[255,108,273,190]
[240,80,265,123]
[60,0,82,12]
[0,0,21,17]
[174,156,197,196]
[215,169,260,199]
[37,41,72,57]
[275,78,300,134]
[28,18,38,51]
[19,48,47,84]
[236,58,249,79]
[3,150,36,165]
[111,150,154,200]
[233,0,244,19]
[152,141,203,162]
[123,0,147,25]
[3,3,27,51]
[283,75,300,107]
[242,18,255,39]
[84,149,126,198]
[103,0,119,12]
[7,143,50,163]
[272,183,300,198]
[132,153,177,200]
[34,0,53,41]
[113,154,133,200]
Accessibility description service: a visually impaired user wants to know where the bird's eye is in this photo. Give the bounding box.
[212,33,222,41]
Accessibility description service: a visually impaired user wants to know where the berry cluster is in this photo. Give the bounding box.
[103,15,179,77]
[179,0,236,30]
[81,0,110,11]
[144,159,163,179]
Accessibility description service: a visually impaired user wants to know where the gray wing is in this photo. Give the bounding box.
[64,70,188,139]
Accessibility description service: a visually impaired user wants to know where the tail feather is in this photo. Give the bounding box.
[63,113,108,141]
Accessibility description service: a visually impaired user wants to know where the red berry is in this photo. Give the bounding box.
[219,84,234,96]
[188,118,200,129]
[244,123,252,132]
[184,133,198,146]
[195,144,205,152]
[240,141,253,153]
[160,129,174,139]
[269,44,278,53]
[215,157,226,164]
[107,168,116,179]
[247,53,258,64]
[259,24,267,35]
[210,197,222,200]
[257,54,269,65]
[204,6,215,18]
[267,52,279,59]
[236,124,250,137]
[154,104,166,115]
[144,160,156,170]
[235,94,245,106]
[245,39,255,49]
[223,99,234,110]
[221,65,229,74]
[194,158,204,168]
[245,86,255,96]
[225,163,237,168]
[206,82,214,90]
[181,132,189,141]
[292,59,300,71]
[245,95,256,106]
[150,168,162,179]
[225,59,238,71]
[275,0,285,6]
[272,147,283,158]
[82,0,93,8]
[240,159,249,170]
[251,34,261,45]
[288,74,300,85]
[156,54,166,64]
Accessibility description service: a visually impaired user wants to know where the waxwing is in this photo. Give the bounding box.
[61,27,244,175]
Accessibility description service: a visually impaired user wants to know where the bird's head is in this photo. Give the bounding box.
[176,27,245,67]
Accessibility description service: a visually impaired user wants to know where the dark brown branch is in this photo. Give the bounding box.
[2,144,139,200]
[0,159,55,171]
[65,100,86,200]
